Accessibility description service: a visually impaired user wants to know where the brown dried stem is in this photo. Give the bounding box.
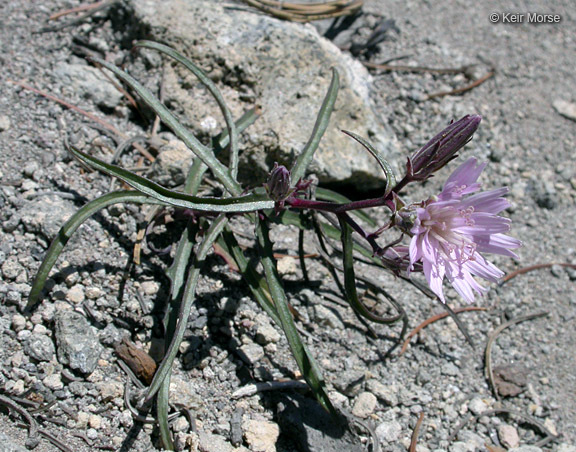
[399,306,487,356]
[240,0,362,22]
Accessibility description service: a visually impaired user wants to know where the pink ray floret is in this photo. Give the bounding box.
[408,158,521,303]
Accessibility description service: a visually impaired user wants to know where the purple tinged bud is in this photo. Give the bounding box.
[408,114,481,179]
[266,163,292,202]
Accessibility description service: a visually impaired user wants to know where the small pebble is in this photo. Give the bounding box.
[239,342,264,365]
[351,392,377,418]
[43,373,64,391]
[375,420,402,443]
[468,397,489,415]
[66,284,85,304]
[0,115,11,132]
[243,419,279,452]
[140,280,159,295]
[11,314,27,332]
[172,416,190,433]
[89,414,102,429]
[498,424,520,449]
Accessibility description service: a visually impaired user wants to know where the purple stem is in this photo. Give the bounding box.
[285,194,396,213]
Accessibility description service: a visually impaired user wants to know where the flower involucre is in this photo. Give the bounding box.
[408,158,521,303]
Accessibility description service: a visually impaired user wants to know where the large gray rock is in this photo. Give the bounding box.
[127,0,400,189]
[54,310,102,374]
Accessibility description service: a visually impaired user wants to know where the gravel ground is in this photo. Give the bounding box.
[0,1,575,451]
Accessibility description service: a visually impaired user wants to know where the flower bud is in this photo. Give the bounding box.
[408,115,481,180]
[265,163,291,202]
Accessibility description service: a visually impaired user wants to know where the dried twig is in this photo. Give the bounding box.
[10,79,155,162]
[485,311,549,400]
[10,79,118,135]
[399,306,487,355]
[240,0,362,22]
[500,262,576,285]
[363,61,470,74]
[409,412,425,452]
[49,0,113,20]
[42,0,119,32]
[427,70,495,100]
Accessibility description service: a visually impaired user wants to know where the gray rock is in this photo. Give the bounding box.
[19,195,76,240]
[1,256,25,281]
[169,377,203,410]
[239,342,265,365]
[468,397,489,415]
[351,391,377,418]
[333,369,365,397]
[128,0,400,189]
[243,419,279,452]
[25,333,55,361]
[0,115,11,132]
[553,99,576,121]
[366,379,399,406]
[558,444,576,452]
[53,63,123,109]
[54,310,102,374]
[43,373,64,391]
[312,304,345,330]
[375,420,402,443]
[255,321,281,345]
[498,424,520,449]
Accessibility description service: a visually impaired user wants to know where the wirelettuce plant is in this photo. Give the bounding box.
[26,41,520,450]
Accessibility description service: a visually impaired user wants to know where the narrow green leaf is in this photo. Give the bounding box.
[157,377,174,450]
[145,215,228,402]
[256,219,335,415]
[135,41,240,179]
[341,130,397,196]
[26,191,166,312]
[291,68,339,183]
[68,144,274,212]
[91,57,241,195]
[338,216,397,324]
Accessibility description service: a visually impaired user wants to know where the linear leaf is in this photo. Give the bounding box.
[291,68,339,183]
[256,219,335,414]
[91,57,241,195]
[68,144,274,212]
[338,216,398,324]
[341,130,397,195]
[135,41,240,179]
[145,215,228,402]
[157,378,174,450]
[26,191,166,312]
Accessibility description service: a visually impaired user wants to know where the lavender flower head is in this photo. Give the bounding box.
[406,158,521,303]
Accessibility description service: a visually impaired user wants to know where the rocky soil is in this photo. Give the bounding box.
[0,0,575,451]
